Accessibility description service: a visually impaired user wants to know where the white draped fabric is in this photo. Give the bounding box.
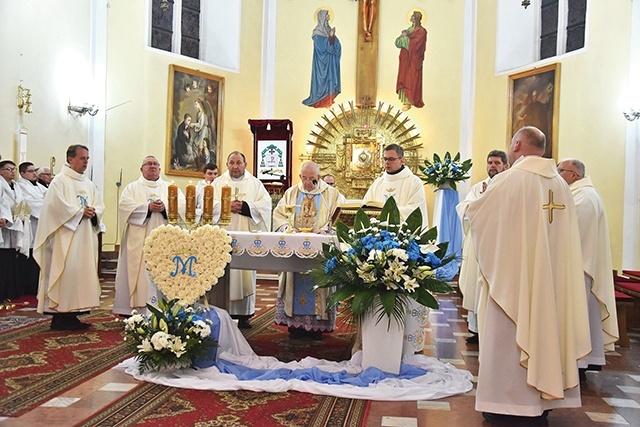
[118,307,473,401]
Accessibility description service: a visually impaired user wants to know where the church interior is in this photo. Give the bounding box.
[2,0,640,425]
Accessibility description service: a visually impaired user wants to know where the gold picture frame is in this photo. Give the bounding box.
[508,63,560,160]
[166,64,224,178]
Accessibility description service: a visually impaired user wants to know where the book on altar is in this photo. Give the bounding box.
[331,199,384,227]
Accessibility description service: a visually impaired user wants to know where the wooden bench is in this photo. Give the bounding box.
[615,290,633,348]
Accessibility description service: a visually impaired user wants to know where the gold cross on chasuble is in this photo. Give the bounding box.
[542,189,565,223]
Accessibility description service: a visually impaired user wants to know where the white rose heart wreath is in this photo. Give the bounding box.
[143,224,233,305]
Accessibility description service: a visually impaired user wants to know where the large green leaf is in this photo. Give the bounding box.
[353,209,371,232]
[405,207,423,234]
[433,153,441,163]
[336,221,350,243]
[379,197,400,228]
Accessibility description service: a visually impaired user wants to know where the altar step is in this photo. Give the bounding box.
[100,246,119,280]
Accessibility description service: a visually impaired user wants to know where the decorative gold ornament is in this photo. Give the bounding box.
[303,101,422,199]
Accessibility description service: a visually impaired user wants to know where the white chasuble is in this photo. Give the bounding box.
[455,178,489,330]
[0,178,29,254]
[113,176,186,315]
[466,156,590,415]
[213,171,271,311]
[363,166,429,228]
[17,177,47,247]
[273,181,344,320]
[34,165,105,313]
[570,176,618,358]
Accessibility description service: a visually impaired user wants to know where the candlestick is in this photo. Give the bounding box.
[220,185,232,225]
[203,184,214,222]
[168,182,178,223]
[186,181,196,222]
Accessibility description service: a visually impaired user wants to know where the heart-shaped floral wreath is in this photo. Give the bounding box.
[143,224,233,305]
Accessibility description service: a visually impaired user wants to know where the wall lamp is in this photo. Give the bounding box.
[17,84,33,114]
[623,108,640,122]
[68,102,99,116]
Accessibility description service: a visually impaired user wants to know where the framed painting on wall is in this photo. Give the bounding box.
[508,63,560,159]
[165,64,224,178]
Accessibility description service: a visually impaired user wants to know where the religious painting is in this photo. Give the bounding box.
[508,63,560,159]
[166,64,224,178]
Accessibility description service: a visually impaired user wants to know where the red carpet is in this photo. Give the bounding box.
[78,308,369,427]
[0,310,132,416]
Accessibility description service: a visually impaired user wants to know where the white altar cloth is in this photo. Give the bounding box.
[229,231,337,271]
[118,307,473,401]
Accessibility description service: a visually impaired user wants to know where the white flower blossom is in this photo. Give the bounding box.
[150,331,171,351]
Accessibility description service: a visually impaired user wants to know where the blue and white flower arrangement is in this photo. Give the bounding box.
[419,152,472,190]
[123,298,217,373]
[311,198,454,326]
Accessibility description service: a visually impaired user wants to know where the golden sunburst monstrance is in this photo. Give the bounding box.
[302,100,423,199]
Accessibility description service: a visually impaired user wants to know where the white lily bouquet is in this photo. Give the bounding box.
[311,198,454,326]
[123,298,217,373]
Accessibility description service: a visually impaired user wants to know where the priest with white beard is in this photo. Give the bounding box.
[113,156,186,316]
[362,143,430,355]
[212,151,272,329]
[455,150,508,344]
[272,161,344,339]
[35,145,105,330]
[16,161,47,295]
[557,158,618,378]
[465,127,590,423]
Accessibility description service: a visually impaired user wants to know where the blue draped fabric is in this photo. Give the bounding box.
[435,188,462,281]
[302,34,341,106]
[216,359,428,387]
[191,307,221,369]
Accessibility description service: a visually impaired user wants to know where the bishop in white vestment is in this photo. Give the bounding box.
[272,162,344,337]
[113,156,186,315]
[465,127,590,421]
[34,146,105,330]
[558,159,618,370]
[213,152,272,328]
[362,144,429,354]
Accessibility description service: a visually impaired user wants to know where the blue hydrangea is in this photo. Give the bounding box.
[425,252,442,267]
[325,256,338,274]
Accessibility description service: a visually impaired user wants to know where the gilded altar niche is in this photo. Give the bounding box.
[303,101,423,199]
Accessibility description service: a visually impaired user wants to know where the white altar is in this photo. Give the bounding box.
[228,231,337,272]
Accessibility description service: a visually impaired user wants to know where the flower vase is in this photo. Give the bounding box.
[361,312,404,375]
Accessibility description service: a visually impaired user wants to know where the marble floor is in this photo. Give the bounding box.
[1,279,639,427]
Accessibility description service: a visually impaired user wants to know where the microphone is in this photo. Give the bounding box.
[312,179,318,185]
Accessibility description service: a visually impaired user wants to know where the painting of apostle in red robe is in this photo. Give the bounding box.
[395,10,427,111]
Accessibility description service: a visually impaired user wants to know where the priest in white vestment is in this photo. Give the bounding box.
[213,151,272,329]
[113,156,186,316]
[34,145,105,331]
[17,161,47,295]
[455,150,508,342]
[558,158,618,374]
[272,162,345,338]
[0,160,29,300]
[465,127,590,422]
[362,143,430,354]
